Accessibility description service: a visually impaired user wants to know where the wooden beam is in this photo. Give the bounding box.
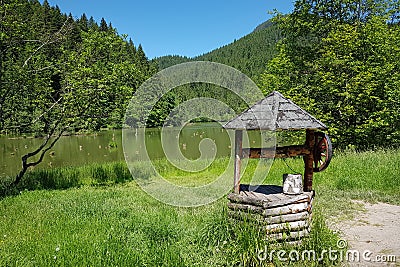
[227,201,311,217]
[233,130,243,194]
[242,145,311,159]
[227,191,314,208]
[303,130,315,192]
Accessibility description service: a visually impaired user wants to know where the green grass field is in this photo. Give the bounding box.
[0,149,399,266]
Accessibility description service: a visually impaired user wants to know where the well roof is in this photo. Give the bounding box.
[223,91,327,131]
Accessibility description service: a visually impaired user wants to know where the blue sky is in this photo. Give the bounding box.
[43,0,295,59]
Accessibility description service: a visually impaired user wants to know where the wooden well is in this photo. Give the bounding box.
[228,185,314,242]
[223,91,331,242]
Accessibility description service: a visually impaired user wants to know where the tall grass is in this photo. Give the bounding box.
[15,161,132,190]
[7,149,399,199]
[0,149,399,266]
[0,185,341,266]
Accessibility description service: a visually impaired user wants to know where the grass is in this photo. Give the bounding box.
[0,149,399,266]
[0,185,339,266]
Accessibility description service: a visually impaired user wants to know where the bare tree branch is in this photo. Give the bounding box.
[2,97,64,130]
[26,130,64,168]
[23,18,72,68]
[11,116,65,186]
[31,97,63,125]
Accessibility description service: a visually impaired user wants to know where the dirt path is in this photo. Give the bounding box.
[330,201,400,266]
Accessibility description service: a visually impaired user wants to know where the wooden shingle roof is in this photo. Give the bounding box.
[223,91,327,131]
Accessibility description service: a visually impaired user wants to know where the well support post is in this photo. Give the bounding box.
[234,130,243,194]
[303,130,315,192]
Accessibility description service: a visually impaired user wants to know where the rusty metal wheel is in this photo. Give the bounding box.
[313,132,332,172]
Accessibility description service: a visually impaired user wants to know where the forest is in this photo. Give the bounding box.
[156,0,400,150]
[0,0,156,135]
[1,0,400,151]
[260,0,400,149]
[0,0,160,184]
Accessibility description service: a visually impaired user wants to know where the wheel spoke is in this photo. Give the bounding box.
[313,132,332,172]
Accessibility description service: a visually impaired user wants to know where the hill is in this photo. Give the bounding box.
[153,20,282,81]
[252,20,274,32]
[148,20,283,127]
[153,55,191,70]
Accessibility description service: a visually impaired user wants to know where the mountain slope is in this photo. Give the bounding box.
[153,20,282,81]
[153,55,191,70]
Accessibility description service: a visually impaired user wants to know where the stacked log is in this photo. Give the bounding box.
[227,185,314,242]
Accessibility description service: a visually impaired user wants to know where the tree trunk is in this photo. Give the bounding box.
[11,128,64,187]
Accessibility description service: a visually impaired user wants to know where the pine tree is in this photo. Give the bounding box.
[99,17,108,32]
[78,13,89,32]
[127,38,137,59]
[65,15,82,49]
[88,16,98,30]
[136,44,147,64]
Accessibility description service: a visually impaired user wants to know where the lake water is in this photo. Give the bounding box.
[0,123,243,178]
[0,122,285,179]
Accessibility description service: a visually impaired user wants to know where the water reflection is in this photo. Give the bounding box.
[1,122,288,179]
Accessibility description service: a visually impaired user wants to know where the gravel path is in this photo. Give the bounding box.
[330,201,400,266]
